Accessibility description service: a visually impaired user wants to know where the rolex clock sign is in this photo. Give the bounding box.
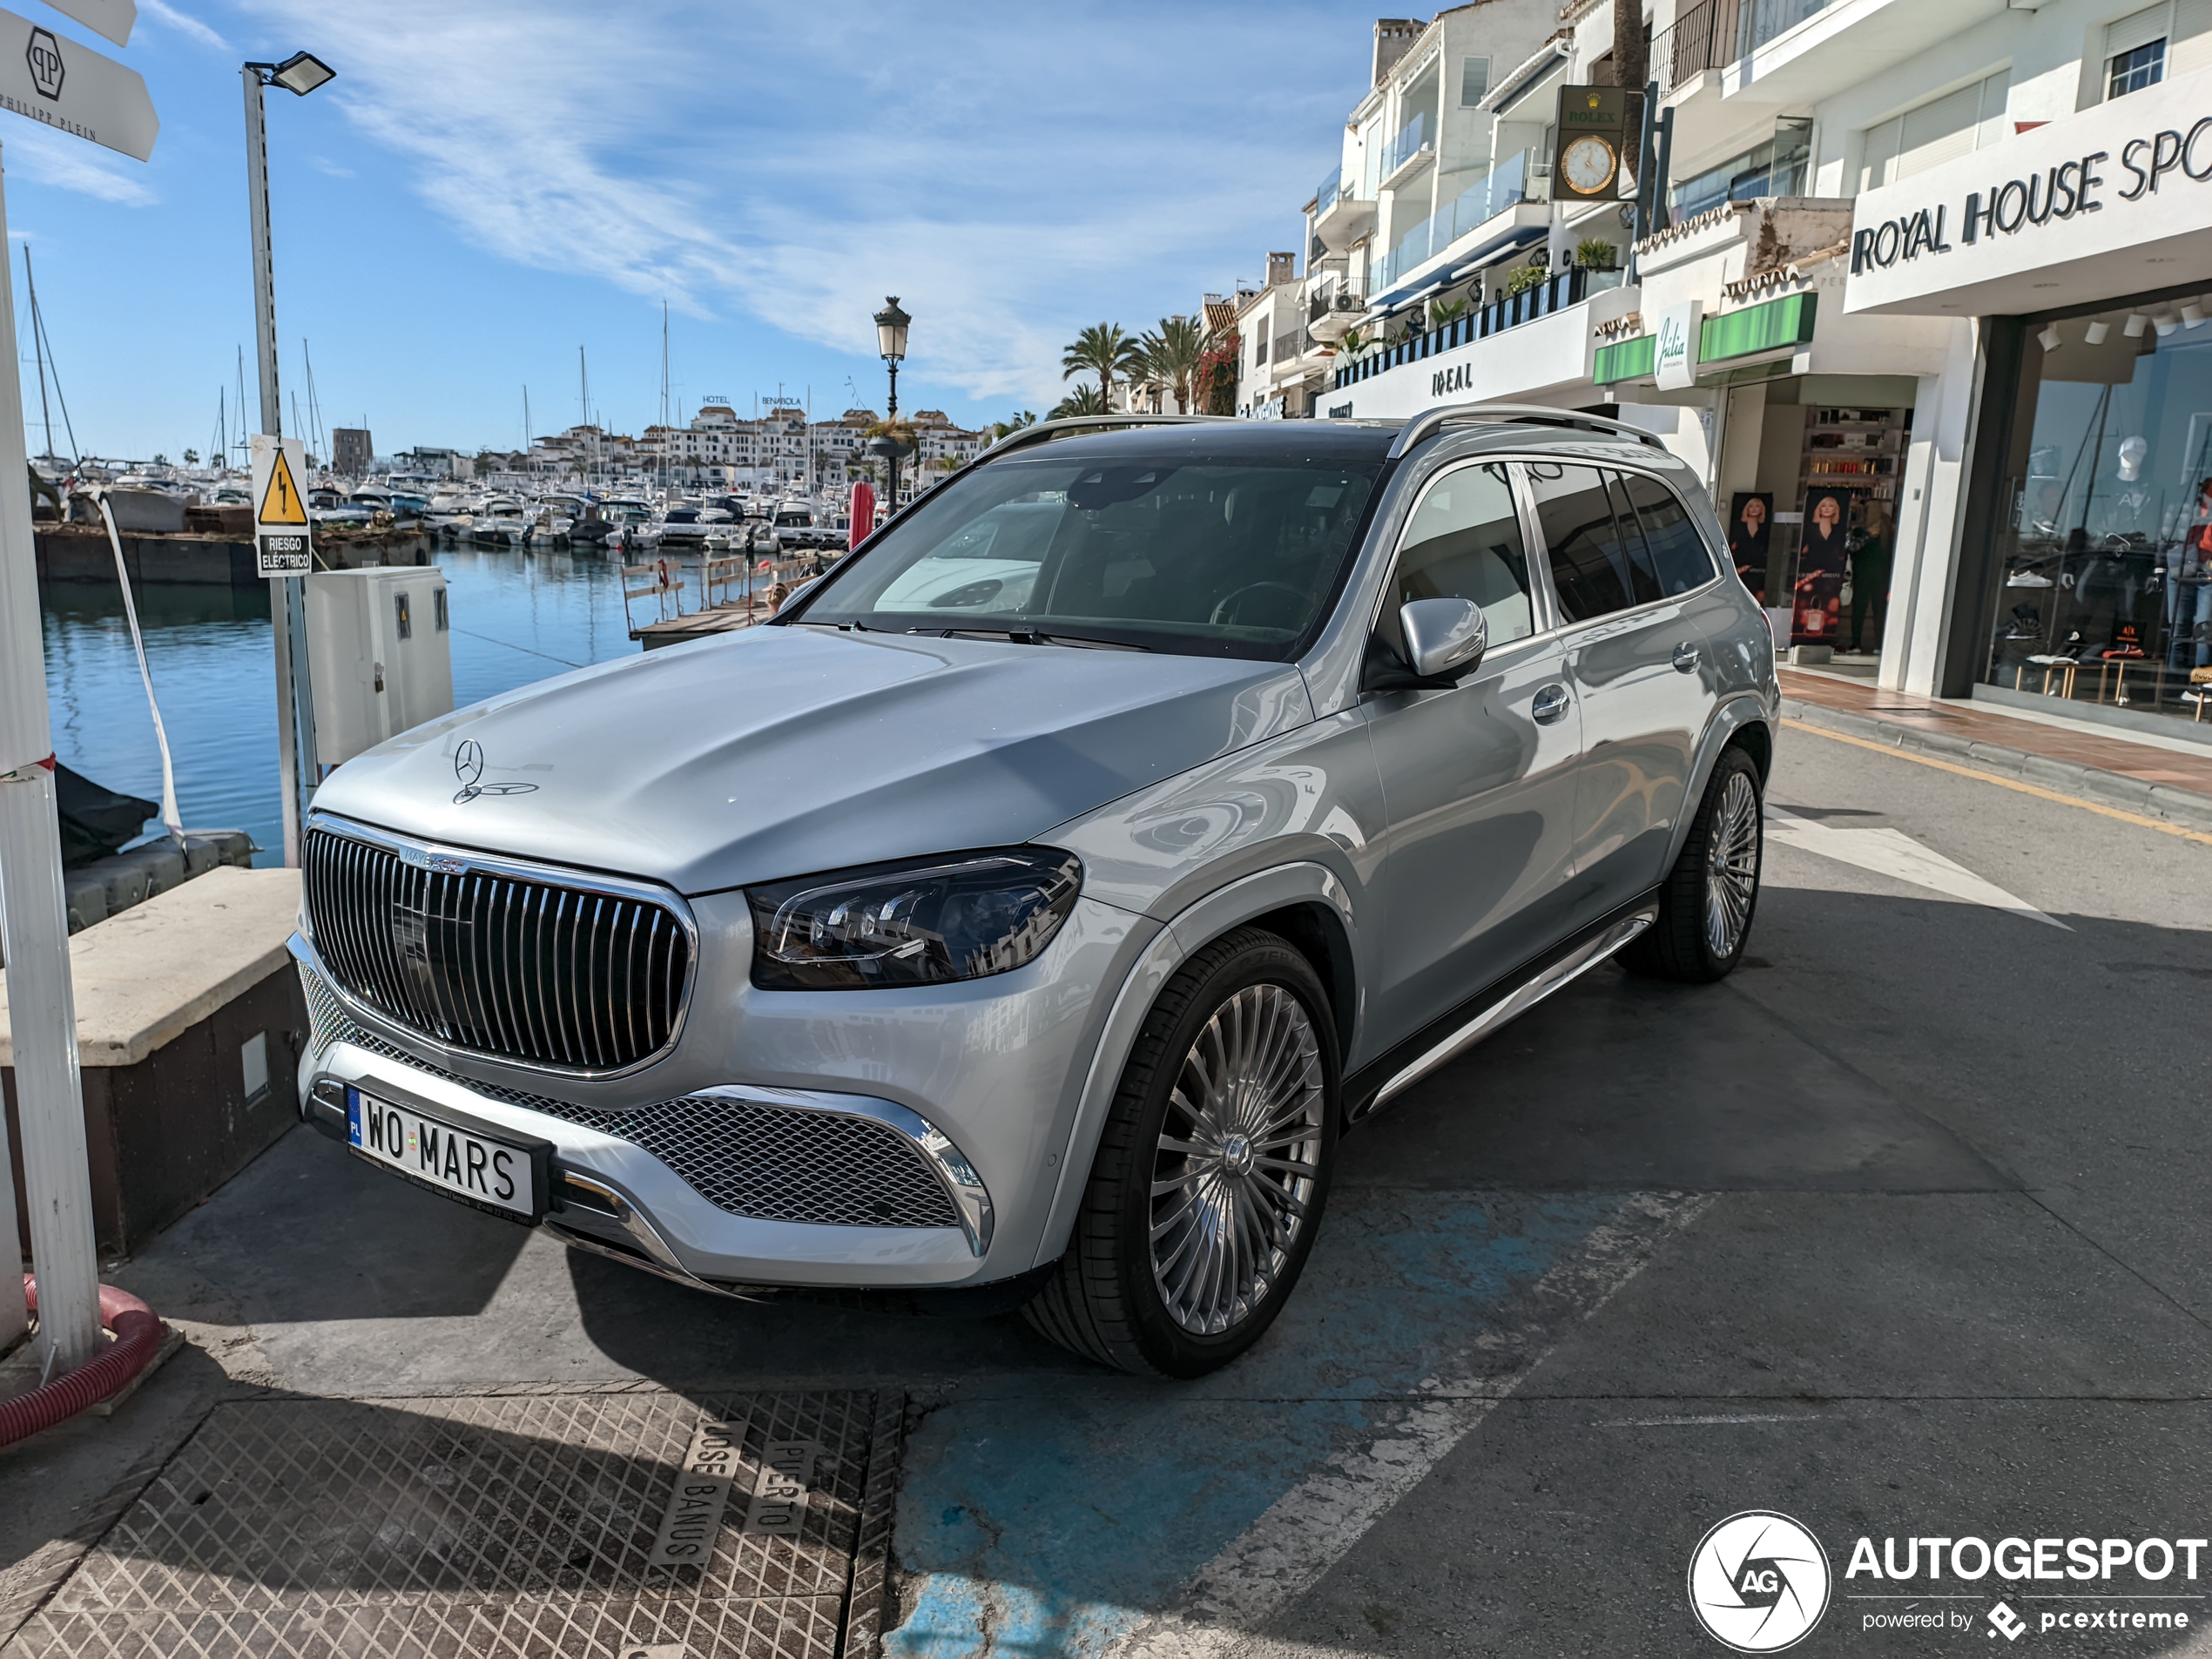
[1554,84,1626,201]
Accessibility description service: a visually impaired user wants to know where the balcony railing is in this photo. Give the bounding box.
[1654,0,1739,94]
[1317,170,1345,215]
[1371,148,1546,294]
[1654,0,1835,91]
[1379,115,1433,180]
[1332,265,1622,389]
[1272,328,1305,368]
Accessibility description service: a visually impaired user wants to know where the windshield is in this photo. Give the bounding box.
[790,435,1387,658]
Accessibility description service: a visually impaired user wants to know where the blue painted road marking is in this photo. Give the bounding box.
[887,1191,1654,1659]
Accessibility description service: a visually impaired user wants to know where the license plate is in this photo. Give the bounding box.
[347,1086,543,1222]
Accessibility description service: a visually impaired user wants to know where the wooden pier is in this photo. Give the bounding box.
[625,553,821,650]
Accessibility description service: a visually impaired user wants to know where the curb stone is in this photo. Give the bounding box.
[1779,696,2212,834]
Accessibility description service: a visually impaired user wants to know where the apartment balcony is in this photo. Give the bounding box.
[1313,170,1377,253]
[1719,0,2011,105]
[1369,148,1552,308]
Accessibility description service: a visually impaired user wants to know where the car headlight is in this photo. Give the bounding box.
[746,847,1082,990]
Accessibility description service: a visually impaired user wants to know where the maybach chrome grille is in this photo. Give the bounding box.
[303,823,690,1075]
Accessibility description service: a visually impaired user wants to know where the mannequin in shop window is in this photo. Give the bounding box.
[1844,502,1891,655]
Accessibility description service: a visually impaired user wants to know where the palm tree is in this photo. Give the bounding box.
[1062,323,1143,408]
[1139,316,1208,414]
[1049,384,1107,419]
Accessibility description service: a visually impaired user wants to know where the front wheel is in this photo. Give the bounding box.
[1022,927,1339,1377]
[1621,745,1764,982]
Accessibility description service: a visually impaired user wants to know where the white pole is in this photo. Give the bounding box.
[0,143,101,1371]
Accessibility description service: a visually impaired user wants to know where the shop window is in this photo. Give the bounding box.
[1859,69,2009,192]
[1982,306,2212,724]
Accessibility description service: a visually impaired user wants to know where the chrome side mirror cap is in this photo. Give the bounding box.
[1399,597,1487,681]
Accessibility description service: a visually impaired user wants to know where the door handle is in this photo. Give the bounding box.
[1671,643,1702,673]
[1531,684,1572,725]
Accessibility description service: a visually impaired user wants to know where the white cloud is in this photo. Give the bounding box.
[233,0,1357,407]
[3,124,157,207]
[140,0,229,51]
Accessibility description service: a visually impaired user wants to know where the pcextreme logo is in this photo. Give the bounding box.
[1689,1511,1831,1652]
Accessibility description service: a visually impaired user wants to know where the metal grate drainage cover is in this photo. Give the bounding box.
[3,1388,900,1659]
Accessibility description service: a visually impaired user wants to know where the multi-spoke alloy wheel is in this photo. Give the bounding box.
[1147,984,1325,1337]
[1622,744,1763,983]
[1022,927,1340,1377]
[1703,768,1761,960]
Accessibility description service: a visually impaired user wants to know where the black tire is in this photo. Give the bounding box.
[1620,745,1764,983]
[1022,927,1340,1378]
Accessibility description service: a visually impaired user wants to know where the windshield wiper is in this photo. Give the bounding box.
[931,624,1151,652]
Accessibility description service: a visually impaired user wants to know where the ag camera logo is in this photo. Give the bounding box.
[1689,1511,1831,1652]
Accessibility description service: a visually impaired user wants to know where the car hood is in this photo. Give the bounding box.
[313,624,1315,894]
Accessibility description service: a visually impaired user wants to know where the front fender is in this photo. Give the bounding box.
[1027,861,1360,1270]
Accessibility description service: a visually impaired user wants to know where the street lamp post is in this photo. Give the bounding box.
[243,51,334,869]
[874,296,909,512]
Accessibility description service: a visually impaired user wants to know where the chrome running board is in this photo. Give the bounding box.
[1368,905,1658,1110]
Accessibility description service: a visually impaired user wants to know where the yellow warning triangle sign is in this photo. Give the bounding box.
[259,448,308,527]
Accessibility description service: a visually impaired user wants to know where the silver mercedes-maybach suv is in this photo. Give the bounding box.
[292,405,1778,1377]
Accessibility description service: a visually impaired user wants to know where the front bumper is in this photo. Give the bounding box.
[291,890,1150,1291]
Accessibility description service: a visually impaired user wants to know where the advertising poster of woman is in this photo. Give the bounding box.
[1794,487,1853,644]
[1729,493,1772,601]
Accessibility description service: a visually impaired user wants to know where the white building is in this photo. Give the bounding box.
[1272,0,2212,747]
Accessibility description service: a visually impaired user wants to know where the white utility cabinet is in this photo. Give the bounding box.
[304,567,454,769]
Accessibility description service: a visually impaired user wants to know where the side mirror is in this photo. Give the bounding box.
[1399,597,1487,680]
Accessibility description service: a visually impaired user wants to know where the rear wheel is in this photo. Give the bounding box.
[1022,927,1339,1377]
[1621,745,1763,983]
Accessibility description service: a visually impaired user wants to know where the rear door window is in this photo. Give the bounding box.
[1527,462,1653,622]
[1615,471,1717,596]
[1393,461,1535,647]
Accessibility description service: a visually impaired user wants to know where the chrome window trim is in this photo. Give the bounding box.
[300,811,701,1082]
[1514,457,1729,637]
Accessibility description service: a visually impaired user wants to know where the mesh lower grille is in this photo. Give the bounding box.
[301,968,961,1231]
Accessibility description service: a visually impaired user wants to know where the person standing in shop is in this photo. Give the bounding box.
[1845,503,1892,655]
[2172,477,2212,673]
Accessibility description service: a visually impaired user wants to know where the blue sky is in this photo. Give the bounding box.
[3,0,1390,463]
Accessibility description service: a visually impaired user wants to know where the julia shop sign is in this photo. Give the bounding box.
[1850,105,2212,277]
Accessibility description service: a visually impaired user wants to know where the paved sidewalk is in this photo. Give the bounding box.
[1779,667,2212,831]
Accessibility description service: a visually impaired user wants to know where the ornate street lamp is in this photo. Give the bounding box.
[873,296,910,509]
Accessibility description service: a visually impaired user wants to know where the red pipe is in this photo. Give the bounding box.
[0,1277,168,1448]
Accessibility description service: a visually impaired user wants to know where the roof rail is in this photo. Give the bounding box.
[1387,402,1666,460]
[976,412,1232,462]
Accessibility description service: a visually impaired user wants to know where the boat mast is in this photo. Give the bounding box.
[24,247,51,466]
[523,385,531,477]
[660,300,669,497]
[579,346,591,489]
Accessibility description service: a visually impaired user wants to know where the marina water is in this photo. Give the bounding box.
[40,548,641,865]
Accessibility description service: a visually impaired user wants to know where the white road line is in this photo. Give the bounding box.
[1595,1413,1812,1428]
[1109,1193,1713,1659]
[1764,806,2071,930]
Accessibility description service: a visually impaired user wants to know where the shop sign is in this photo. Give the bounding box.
[1653,300,1703,389]
[1846,65,2212,315]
